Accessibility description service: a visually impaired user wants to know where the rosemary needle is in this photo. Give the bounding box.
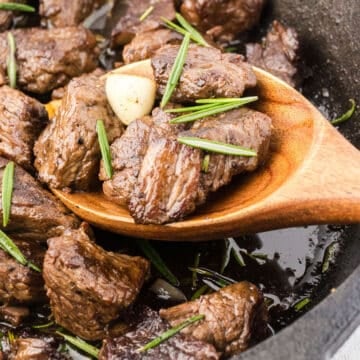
[175,13,209,47]
[160,32,190,108]
[56,332,99,359]
[2,161,14,227]
[138,314,205,353]
[96,119,113,179]
[0,3,35,12]
[331,99,356,125]
[7,32,17,89]
[139,5,154,21]
[196,96,258,104]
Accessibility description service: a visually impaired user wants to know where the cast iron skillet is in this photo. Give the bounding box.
[239,0,360,359]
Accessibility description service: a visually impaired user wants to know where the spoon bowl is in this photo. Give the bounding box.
[53,66,360,241]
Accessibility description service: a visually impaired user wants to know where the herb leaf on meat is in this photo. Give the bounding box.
[7,32,17,89]
[2,161,14,227]
[139,6,154,21]
[96,119,113,178]
[56,332,100,359]
[175,13,210,47]
[0,3,35,12]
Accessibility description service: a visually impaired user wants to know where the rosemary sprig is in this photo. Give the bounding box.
[331,99,356,125]
[96,119,112,178]
[191,284,208,300]
[139,5,154,21]
[7,32,16,89]
[135,239,180,286]
[32,321,55,329]
[170,97,258,124]
[160,32,190,108]
[192,252,201,288]
[2,161,14,227]
[196,97,258,104]
[138,314,205,353]
[178,137,257,157]
[175,13,209,47]
[0,3,35,12]
[0,229,41,272]
[165,103,217,113]
[188,267,235,286]
[293,297,311,312]
[56,332,99,359]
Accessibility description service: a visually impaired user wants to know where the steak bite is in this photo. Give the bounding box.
[0,157,79,241]
[34,70,123,191]
[160,282,268,356]
[99,307,219,360]
[111,0,176,47]
[40,0,107,27]
[151,44,257,103]
[246,21,299,86]
[0,240,46,305]
[180,0,265,43]
[0,305,30,327]
[43,223,150,341]
[123,29,182,64]
[0,26,98,94]
[0,86,48,171]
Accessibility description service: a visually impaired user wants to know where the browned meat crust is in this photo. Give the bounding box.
[40,0,107,27]
[0,157,79,241]
[43,223,150,340]
[34,70,123,191]
[152,44,256,103]
[0,27,98,94]
[111,0,176,48]
[0,86,48,171]
[160,282,268,356]
[180,0,265,43]
[246,21,299,86]
[99,307,219,360]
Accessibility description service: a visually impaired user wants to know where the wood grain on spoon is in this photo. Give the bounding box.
[52,63,360,241]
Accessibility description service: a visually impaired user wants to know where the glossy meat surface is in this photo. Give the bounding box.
[152,44,256,103]
[99,307,219,360]
[0,86,48,171]
[0,157,79,241]
[34,70,123,191]
[43,223,150,340]
[246,21,299,86]
[180,0,265,42]
[0,27,98,94]
[160,282,268,356]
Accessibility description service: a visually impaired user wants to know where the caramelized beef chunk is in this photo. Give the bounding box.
[123,29,182,64]
[43,223,150,340]
[99,307,219,360]
[40,0,107,27]
[111,0,176,47]
[160,282,268,356]
[180,0,265,43]
[246,21,299,86]
[152,44,256,103]
[0,27,98,94]
[0,157,79,241]
[0,86,48,171]
[102,107,271,224]
[34,70,123,191]
[0,306,29,327]
[0,240,46,305]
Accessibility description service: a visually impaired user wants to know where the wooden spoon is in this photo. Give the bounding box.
[53,62,360,241]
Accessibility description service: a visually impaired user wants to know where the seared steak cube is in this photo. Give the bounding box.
[0,27,98,94]
[0,157,79,241]
[34,70,123,191]
[160,282,268,356]
[43,223,150,340]
[0,86,48,171]
[152,44,256,103]
[99,307,219,360]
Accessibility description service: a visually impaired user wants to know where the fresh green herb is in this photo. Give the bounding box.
[138,314,205,353]
[178,137,257,157]
[221,238,246,274]
[160,32,190,108]
[2,161,14,227]
[196,97,258,104]
[7,32,16,89]
[331,99,356,125]
[192,253,201,287]
[293,297,311,312]
[7,330,15,343]
[165,103,218,113]
[96,119,112,178]
[201,154,210,173]
[32,321,55,329]
[56,332,99,359]
[191,284,208,300]
[322,242,338,273]
[202,277,225,291]
[189,267,235,286]
[175,13,209,47]
[0,229,41,272]
[139,5,154,21]
[135,240,180,286]
[0,3,35,12]
[170,97,258,124]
